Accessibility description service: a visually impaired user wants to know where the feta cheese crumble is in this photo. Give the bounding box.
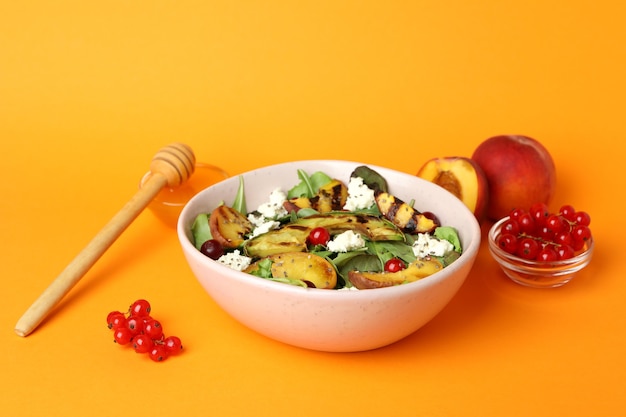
[412,233,454,258]
[247,212,281,237]
[327,230,366,253]
[255,188,288,219]
[217,250,252,271]
[343,176,376,211]
[247,188,287,237]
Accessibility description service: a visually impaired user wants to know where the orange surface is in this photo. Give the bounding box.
[2,2,625,416]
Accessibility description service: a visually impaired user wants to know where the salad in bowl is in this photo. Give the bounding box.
[190,164,463,290]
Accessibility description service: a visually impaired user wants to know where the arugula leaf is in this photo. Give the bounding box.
[191,213,213,250]
[248,258,273,278]
[287,169,332,198]
[368,240,417,265]
[434,226,462,252]
[351,165,388,193]
[232,176,247,214]
[334,253,381,288]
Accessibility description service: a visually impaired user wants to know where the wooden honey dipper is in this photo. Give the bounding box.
[15,143,196,337]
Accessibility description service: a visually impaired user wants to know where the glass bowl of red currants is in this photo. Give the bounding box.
[488,204,594,288]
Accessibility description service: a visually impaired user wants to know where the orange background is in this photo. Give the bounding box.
[2,1,625,416]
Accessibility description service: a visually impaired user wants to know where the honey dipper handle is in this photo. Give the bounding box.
[15,143,195,337]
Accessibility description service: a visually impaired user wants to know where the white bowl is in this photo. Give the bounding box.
[177,160,481,352]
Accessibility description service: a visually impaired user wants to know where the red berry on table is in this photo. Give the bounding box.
[143,318,164,340]
[129,299,151,318]
[164,336,183,356]
[133,334,154,354]
[126,316,145,336]
[107,311,126,330]
[107,299,183,362]
[149,344,169,362]
[113,327,133,345]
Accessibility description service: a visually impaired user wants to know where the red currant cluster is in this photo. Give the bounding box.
[495,203,592,261]
[106,299,183,362]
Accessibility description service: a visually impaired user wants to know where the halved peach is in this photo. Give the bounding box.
[417,156,489,222]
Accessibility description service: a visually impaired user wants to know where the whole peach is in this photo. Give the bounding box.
[471,135,556,221]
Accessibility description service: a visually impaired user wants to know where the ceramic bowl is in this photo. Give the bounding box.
[488,217,594,288]
[177,160,481,352]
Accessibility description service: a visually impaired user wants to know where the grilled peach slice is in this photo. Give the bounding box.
[245,252,337,289]
[209,205,252,248]
[375,191,439,234]
[348,257,443,289]
[283,179,348,214]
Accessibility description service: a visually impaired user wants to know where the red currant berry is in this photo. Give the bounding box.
[113,327,133,345]
[556,244,575,260]
[536,246,558,262]
[517,213,536,235]
[164,336,183,356]
[107,311,126,330]
[126,316,145,336]
[574,211,591,226]
[308,227,331,246]
[129,299,151,318]
[496,233,518,254]
[529,202,550,226]
[149,344,169,362]
[144,318,164,340]
[200,239,224,260]
[559,205,577,222]
[537,225,555,240]
[509,208,527,222]
[516,237,541,260]
[545,214,566,235]
[554,231,574,247]
[571,224,592,244]
[132,334,154,354]
[501,219,521,235]
[384,258,406,273]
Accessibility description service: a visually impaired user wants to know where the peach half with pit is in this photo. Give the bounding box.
[416,157,489,221]
[471,135,556,221]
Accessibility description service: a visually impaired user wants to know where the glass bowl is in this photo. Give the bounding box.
[140,163,228,227]
[488,217,594,288]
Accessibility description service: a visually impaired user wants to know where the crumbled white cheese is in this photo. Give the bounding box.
[250,219,281,237]
[247,212,267,228]
[327,230,366,253]
[255,188,288,219]
[412,233,454,258]
[343,176,376,211]
[217,250,252,271]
